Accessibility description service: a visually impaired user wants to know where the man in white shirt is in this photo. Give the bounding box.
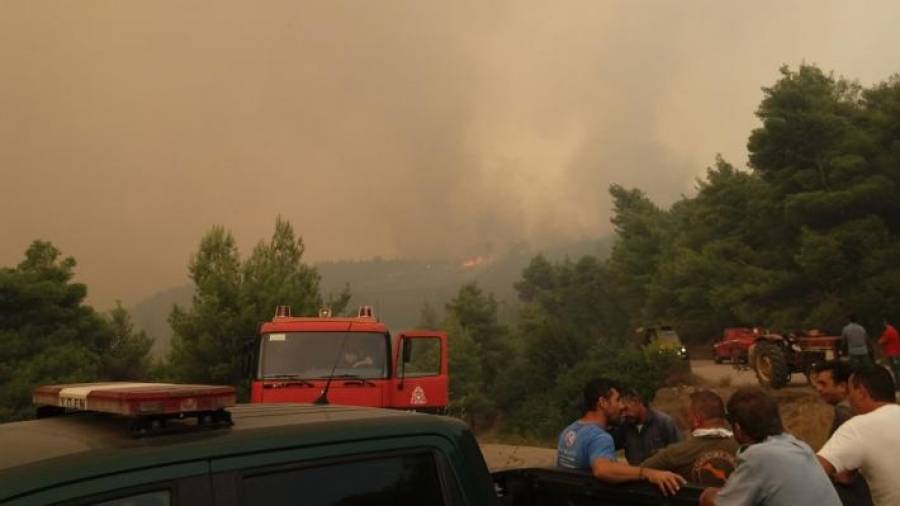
[818,366,900,506]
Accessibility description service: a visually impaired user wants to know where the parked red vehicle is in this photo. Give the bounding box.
[712,327,762,364]
[713,326,844,388]
[249,305,448,413]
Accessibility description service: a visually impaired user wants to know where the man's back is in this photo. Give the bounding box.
[879,325,899,356]
[819,404,900,506]
[715,433,840,505]
[842,323,869,355]
[640,430,738,486]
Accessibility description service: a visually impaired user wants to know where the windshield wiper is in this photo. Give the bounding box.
[315,323,354,405]
[334,374,377,387]
[262,375,315,387]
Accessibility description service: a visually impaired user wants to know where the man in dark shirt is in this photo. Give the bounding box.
[614,389,681,465]
[813,361,873,506]
[641,390,738,486]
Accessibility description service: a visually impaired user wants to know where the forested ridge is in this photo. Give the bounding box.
[608,65,900,341]
[3,65,899,434]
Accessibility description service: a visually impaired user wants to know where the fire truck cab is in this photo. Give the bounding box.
[249,306,448,412]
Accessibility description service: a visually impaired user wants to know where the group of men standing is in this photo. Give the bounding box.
[557,364,899,506]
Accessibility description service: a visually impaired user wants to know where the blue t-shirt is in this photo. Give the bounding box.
[557,420,616,470]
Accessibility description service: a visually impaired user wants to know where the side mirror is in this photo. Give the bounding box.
[397,338,412,390]
[241,337,258,379]
[402,338,413,363]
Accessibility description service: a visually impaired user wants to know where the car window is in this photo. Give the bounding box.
[404,338,441,377]
[240,452,444,506]
[91,490,170,506]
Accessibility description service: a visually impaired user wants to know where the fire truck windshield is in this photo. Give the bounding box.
[258,332,389,380]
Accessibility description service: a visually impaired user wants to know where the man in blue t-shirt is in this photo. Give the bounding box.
[557,378,685,496]
[557,415,617,469]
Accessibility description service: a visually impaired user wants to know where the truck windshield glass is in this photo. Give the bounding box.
[259,332,389,380]
[655,330,681,346]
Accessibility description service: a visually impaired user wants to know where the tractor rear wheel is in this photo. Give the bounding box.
[754,341,790,389]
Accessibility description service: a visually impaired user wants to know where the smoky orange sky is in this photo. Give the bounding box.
[2,1,900,308]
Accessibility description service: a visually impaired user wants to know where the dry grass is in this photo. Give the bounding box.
[652,383,834,450]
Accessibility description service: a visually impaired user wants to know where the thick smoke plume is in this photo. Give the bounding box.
[2,1,899,306]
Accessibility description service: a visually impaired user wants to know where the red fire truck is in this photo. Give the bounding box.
[249,306,449,412]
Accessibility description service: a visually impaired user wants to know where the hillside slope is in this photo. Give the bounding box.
[132,237,612,357]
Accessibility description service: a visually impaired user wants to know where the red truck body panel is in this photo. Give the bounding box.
[260,317,388,334]
[712,327,759,362]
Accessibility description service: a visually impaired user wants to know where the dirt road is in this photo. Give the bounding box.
[690,359,758,386]
[690,359,812,388]
[479,443,556,471]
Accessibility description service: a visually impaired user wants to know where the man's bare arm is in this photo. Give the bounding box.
[817,454,836,476]
[591,460,685,496]
[818,454,855,484]
[590,459,641,483]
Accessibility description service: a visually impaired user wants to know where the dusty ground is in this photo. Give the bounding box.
[479,360,837,469]
[690,359,759,387]
[690,359,824,389]
[479,443,557,471]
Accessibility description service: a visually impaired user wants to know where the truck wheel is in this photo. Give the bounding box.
[754,341,789,389]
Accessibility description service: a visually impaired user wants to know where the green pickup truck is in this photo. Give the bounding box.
[0,403,703,505]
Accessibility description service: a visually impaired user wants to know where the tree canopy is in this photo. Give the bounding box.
[167,217,351,391]
[606,65,900,339]
[0,242,152,421]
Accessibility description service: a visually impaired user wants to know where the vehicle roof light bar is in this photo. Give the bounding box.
[33,382,236,434]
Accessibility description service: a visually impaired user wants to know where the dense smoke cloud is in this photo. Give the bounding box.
[2,1,899,307]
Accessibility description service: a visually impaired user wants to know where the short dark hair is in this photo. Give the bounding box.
[582,378,621,414]
[814,360,851,385]
[620,388,647,406]
[690,390,726,421]
[726,388,783,442]
[850,366,896,402]
[848,314,859,323]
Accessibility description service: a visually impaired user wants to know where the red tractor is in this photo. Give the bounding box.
[249,305,448,412]
[748,330,843,389]
[712,327,763,364]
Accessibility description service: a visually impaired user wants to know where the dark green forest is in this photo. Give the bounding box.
[0,242,153,420]
[3,65,900,434]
